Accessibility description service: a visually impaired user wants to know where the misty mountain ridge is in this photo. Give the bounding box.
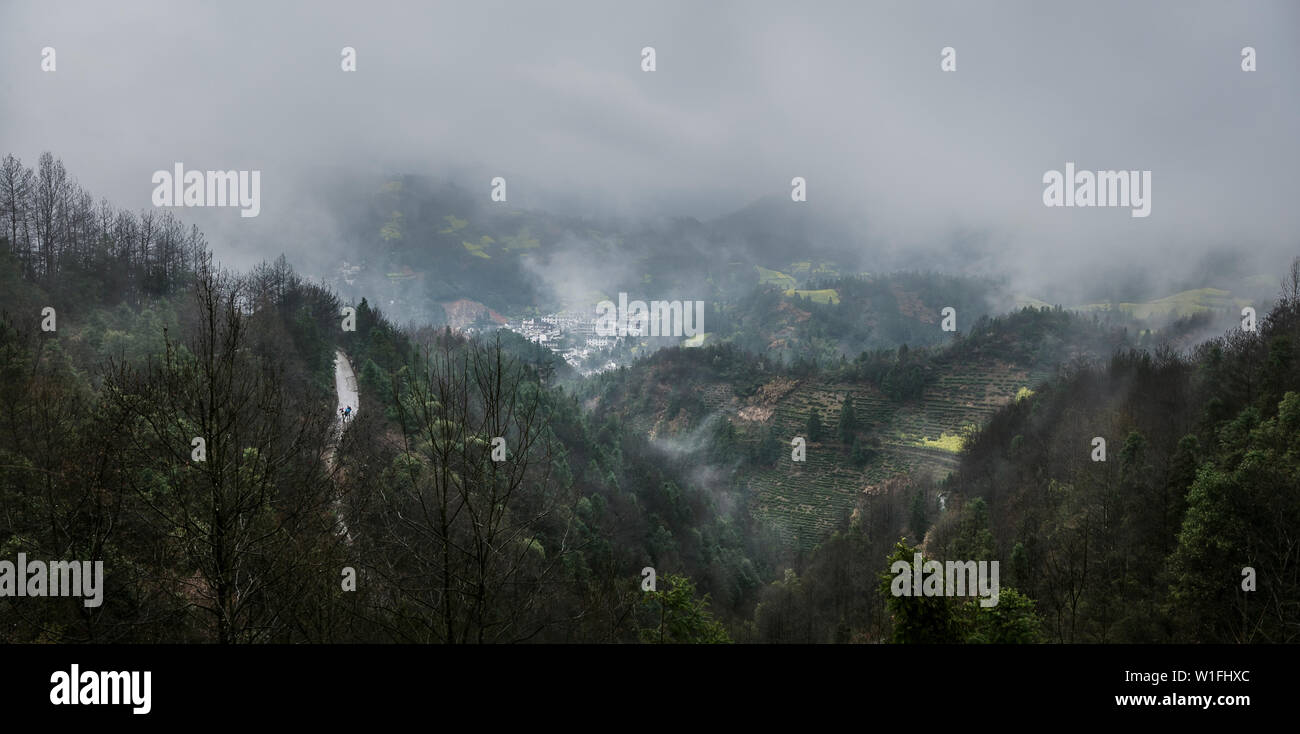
[288,171,1281,346]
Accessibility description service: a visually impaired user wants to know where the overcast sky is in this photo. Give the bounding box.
[2,0,1296,299]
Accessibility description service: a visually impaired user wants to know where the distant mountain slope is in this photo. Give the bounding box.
[580,305,1156,548]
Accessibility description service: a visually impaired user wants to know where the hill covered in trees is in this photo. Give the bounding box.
[1,153,1294,644]
[0,153,764,642]
[728,265,1300,642]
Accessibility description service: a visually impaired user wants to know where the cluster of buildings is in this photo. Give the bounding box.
[506,311,640,375]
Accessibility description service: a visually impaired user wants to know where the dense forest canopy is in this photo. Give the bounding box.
[1,152,1296,643]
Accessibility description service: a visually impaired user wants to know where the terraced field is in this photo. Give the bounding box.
[1074,287,1248,320]
[891,362,1035,438]
[752,445,905,548]
[700,383,738,412]
[613,351,1055,549]
[785,288,842,304]
[744,361,1052,549]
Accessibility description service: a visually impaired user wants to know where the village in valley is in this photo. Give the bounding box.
[502,310,647,376]
[328,259,647,375]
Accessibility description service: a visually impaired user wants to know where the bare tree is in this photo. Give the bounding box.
[357,332,579,642]
[31,152,68,279]
[0,155,33,270]
[105,271,344,642]
[1283,256,1300,305]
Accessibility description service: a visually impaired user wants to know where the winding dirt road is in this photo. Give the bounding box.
[330,349,358,541]
[334,349,359,429]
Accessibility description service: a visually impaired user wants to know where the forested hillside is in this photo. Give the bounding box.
[0,154,764,642]
[2,153,1295,644]
[736,265,1300,642]
[580,303,1231,549]
[943,265,1300,642]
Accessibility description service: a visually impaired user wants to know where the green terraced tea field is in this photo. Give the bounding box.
[743,360,1050,549]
